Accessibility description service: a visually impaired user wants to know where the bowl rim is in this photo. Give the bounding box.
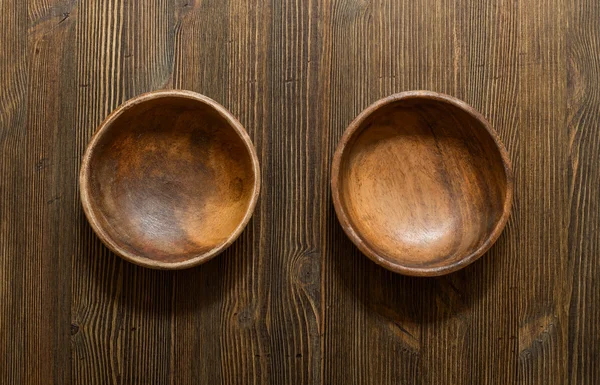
[331,90,514,277]
[80,89,261,270]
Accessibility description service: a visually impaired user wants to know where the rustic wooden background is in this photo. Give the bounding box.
[1,0,599,383]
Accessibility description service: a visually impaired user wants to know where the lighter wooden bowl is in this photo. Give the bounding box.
[331,91,513,276]
[80,90,260,269]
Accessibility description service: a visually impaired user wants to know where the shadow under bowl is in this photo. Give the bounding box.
[331,91,513,276]
[80,90,260,269]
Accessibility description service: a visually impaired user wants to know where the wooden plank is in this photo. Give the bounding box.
[263,0,325,382]
[70,0,177,383]
[0,1,28,384]
[565,0,600,382]
[0,0,79,383]
[207,1,271,383]
[23,0,78,381]
[517,0,569,383]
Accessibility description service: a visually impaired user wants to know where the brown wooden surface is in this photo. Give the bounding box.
[0,0,598,383]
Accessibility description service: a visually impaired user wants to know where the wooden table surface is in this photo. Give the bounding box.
[1,0,599,383]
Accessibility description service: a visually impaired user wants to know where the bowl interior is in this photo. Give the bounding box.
[83,95,257,265]
[336,96,510,272]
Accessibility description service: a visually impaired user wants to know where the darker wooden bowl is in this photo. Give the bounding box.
[80,90,260,269]
[331,91,513,276]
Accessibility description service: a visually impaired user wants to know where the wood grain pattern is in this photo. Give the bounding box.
[564,0,600,383]
[1,0,599,383]
[70,1,178,384]
[517,0,573,384]
[80,90,260,269]
[331,91,513,277]
[1,0,29,383]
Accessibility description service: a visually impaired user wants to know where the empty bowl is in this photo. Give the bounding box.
[331,91,513,276]
[80,90,260,269]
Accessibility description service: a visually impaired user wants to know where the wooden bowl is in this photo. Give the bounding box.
[331,91,513,276]
[80,90,260,269]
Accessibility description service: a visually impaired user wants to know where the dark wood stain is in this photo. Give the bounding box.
[1,0,599,383]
